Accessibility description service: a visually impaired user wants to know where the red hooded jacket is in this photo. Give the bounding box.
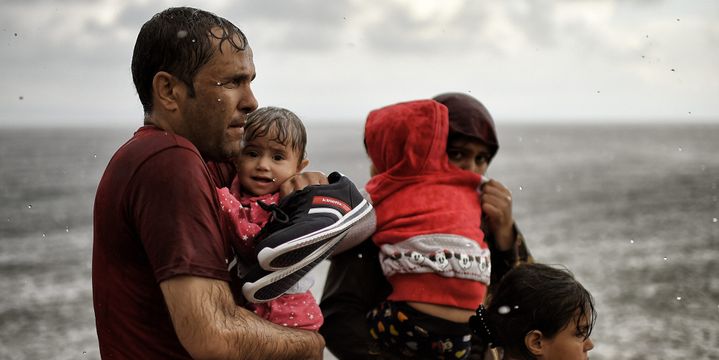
[365,99,491,310]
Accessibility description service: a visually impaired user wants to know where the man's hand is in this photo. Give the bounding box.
[160,276,324,360]
[279,171,329,198]
[480,178,516,251]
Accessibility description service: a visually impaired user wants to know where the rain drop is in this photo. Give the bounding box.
[676,296,682,301]
[177,30,188,39]
[65,226,70,233]
[677,147,683,152]
[92,153,97,158]
[630,239,635,244]
[671,68,676,72]
[518,186,523,191]
[357,253,363,259]
[513,305,519,310]
[596,90,601,94]
[19,96,24,100]
[518,136,523,142]
[555,185,562,193]
[713,218,717,223]
[217,98,221,102]
[42,232,46,238]
[498,305,511,314]
[14,32,18,36]
[676,18,680,22]
[191,39,196,43]
[27,204,32,209]
[663,257,669,261]
[216,82,222,86]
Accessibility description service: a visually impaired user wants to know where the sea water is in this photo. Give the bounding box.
[1,123,718,359]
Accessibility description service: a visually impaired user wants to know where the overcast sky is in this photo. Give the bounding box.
[1,0,717,127]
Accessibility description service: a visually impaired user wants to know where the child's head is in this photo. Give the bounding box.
[236,106,309,196]
[471,263,596,360]
[434,92,499,176]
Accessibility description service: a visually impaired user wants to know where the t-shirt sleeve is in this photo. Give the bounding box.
[128,147,231,283]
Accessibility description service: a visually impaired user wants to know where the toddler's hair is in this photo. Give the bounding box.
[244,106,307,161]
[472,263,596,358]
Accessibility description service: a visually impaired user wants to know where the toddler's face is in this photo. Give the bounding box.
[236,131,307,196]
[446,138,491,175]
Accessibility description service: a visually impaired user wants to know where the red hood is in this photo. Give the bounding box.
[365,99,452,176]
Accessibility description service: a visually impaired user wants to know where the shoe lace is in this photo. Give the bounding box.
[257,200,290,224]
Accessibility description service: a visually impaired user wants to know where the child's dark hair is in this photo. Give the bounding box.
[244,106,307,161]
[470,263,596,359]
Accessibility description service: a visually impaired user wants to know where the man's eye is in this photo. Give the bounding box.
[475,155,489,165]
[217,80,240,89]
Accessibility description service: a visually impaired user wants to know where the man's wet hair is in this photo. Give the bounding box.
[131,7,249,114]
[244,107,308,162]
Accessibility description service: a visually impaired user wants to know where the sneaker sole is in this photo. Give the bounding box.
[257,199,373,270]
[242,231,348,303]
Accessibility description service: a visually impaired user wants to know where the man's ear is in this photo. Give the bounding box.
[297,159,310,172]
[152,71,183,112]
[525,330,544,357]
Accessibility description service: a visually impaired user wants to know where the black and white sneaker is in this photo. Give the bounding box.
[254,171,373,271]
[241,232,347,303]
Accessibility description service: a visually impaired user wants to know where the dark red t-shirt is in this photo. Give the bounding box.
[92,126,236,358]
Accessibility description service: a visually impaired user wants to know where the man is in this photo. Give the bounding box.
[93,7,324,359]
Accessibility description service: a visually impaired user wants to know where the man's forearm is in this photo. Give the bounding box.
[161,276,324,360]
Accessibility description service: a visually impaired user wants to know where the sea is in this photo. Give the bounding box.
[0,122,718,359]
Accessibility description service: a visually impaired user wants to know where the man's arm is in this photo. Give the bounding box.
[161,276,324,360]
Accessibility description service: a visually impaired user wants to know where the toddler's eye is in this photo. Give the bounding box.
[272,154,285,161]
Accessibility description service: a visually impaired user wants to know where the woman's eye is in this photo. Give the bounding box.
[447,150,464,160]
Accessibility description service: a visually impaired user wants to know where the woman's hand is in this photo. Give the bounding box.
[481,178,516,251]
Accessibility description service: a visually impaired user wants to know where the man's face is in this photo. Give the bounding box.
[178,33,258,161]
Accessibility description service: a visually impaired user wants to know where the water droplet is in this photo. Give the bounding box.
[65,226,70,233]
[663,257,669,261]
[19,96,24,100]
[177,30,188,38]
[518,136,523,142]
[671,68,676,72]
[217,98,221,102]
[676,18,680,21]
[713,218,717,223]
[555,185,562,193]
[357,253,363,259]
[42,232,46,237]
[676,296,682,301]
[191,39,196,43]
[14,32,18,36]
[92,153,97,158]
[216,82,222,86]
[518,186,523,191]
[513,305,519,310]
[498,305,511,314]
[677,147,683,152]
[596,90,601,94]
[27,204,32,209]
[630,239,635,244]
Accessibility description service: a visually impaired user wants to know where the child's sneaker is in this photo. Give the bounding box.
[241,233,347,303]
[254,171,373,270]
